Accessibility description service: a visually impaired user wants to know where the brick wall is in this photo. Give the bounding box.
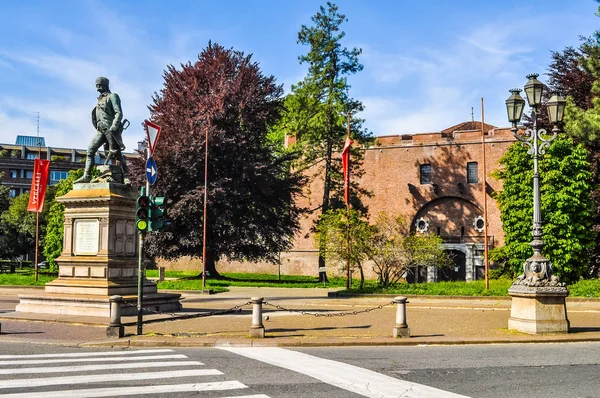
[160,124,517,279]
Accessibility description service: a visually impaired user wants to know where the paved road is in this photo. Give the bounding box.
[0,342,598,397]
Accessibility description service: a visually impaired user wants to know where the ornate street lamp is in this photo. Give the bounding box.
[505,74,570,334]
[505,76,567,288]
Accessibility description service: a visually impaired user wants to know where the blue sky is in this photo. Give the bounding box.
[0,0,599,151]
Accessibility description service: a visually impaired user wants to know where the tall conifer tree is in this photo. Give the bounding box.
[283,2,372,280]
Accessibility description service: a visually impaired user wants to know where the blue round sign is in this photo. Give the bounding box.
[146,157,158,185]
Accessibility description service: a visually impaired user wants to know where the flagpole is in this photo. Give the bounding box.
[346,112,351,290]
[202,126,209,289]
[481,98,490,290]
[34,114,41,283]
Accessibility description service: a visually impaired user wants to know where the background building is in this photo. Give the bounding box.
[0,135,140,197]
[215,121,517,282]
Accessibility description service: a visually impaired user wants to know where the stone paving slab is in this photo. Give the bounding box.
[1,286,600,347]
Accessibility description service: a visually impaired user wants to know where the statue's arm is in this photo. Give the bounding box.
[109,93,123,131]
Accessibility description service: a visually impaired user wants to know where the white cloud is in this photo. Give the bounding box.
[358,15,563,136]
[0,2,203,152]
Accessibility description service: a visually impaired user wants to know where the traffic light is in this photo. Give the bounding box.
[149,195,166,232]
[136,188,150,232]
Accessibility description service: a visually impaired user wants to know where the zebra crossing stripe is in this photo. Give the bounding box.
[0,381,248,398]
[0,369,222,389]
[0,361,203,375]
[220,395,271,398]
[0,354,188,365]
[0,349,173,359]
[221,347,469,398]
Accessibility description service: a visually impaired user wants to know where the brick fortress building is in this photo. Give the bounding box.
[218,121,518,282]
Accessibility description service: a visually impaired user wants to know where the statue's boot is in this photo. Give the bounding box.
[119,154,131,185]
[74,156,93,184]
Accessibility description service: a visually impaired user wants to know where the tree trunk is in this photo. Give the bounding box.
[203,251,221,279]
[318,136,333,283]
[358,264,364,290]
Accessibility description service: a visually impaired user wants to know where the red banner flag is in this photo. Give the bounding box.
[27,159,50,213]
[341,137,352,204]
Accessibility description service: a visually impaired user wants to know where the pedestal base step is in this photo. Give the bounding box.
[16,292,182,318]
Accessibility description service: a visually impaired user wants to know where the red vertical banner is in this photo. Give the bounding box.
[341,137,352,204]
[27,159,50,213]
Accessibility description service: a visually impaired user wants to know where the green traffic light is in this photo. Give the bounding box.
[136,219,148,231]
[135,190,150,232]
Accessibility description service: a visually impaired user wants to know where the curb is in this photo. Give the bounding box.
[81,335,600,348]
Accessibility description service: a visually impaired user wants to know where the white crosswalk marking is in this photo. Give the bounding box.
[0,381,248,398]
[0,353,188,365]
[0,348,173,359]
[221,347,470,398]
[0,369,223,389]
[0,360,203,374]
[0,348,271,398]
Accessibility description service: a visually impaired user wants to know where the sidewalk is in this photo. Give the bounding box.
[1,286,600,347]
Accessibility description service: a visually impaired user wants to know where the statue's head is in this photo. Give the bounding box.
[95,77,110,94]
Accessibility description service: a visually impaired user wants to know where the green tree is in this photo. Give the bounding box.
[285,2,372,281]
[43,169,84,269]
[0,194,37,259]
[131,43,304,277]
[367,213,451,287]
[315,208,371,288]
[493,137,595,282]
[366,213,410,287]
[558,6,600,276]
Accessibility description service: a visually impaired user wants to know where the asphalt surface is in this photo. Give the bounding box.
[1,286,600,347]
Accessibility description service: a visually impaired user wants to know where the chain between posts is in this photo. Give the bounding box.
[119,299,395,326]
[262,300,395,317]
[120,300,252,324]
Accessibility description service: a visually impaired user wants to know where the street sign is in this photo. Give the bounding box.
[144,120,162,156]
[146,157,158,185]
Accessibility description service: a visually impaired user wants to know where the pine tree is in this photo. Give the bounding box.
[283,2,372,281]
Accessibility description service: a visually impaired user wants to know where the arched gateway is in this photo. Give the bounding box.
[408,196,489,283]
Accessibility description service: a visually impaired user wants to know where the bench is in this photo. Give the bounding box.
[0,263,16,273]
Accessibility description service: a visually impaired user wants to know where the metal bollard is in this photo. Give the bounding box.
[393,296,410,338]
[106,295,125,338]
[249,297,265,338]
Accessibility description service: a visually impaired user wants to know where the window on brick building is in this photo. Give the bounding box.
[8,169,18,179]
[420,164,431,184]
[467,162,478,183]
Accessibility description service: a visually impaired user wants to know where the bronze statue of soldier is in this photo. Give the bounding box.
[75,77,130,184]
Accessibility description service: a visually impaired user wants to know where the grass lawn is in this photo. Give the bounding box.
[345,279,514,297]
[148,270,350,291]
[0,269,57,286]
[2,269,599,298]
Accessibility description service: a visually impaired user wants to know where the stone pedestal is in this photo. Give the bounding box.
[508,284,569,334]
[16,183,181,317]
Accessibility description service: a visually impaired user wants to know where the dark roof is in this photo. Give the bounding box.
[442,121,496,133]
[15,135,45,147]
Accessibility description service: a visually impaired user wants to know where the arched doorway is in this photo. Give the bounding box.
[438,249,466,281]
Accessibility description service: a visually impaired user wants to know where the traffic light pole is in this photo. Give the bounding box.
[137,150,151,336]
[137,229,144,335]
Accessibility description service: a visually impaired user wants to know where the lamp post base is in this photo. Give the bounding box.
[508,284,569,334]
